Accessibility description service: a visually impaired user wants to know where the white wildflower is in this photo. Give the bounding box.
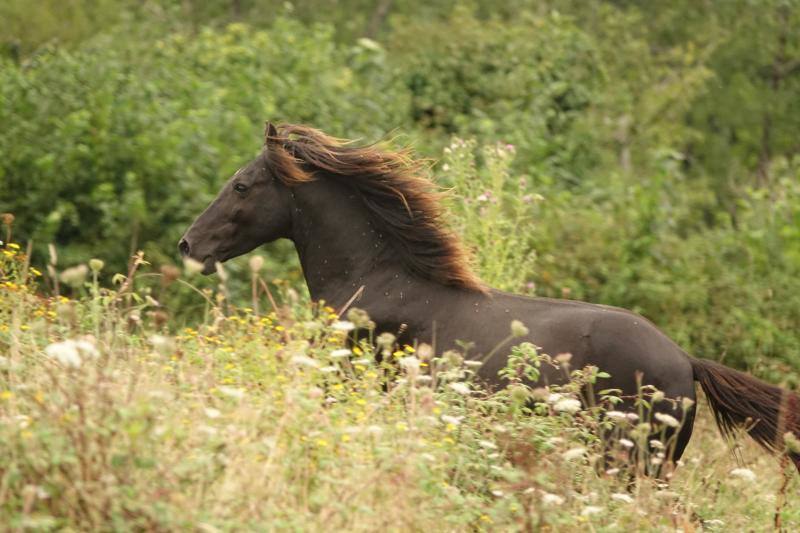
[654,412,680,428]
[491,489,504,497]
[204,408,221,419]
[649,439,664,450]
[605,410,628,421]
[330,348,351,359]
[554,397,582,414]
[562,447,586,461]
[449,382,471,395]
[730,468,757,482]
[44,339,98,368]
[611,493,634,503]
[581,506,603,516]
[290,355,319,368]
[320,366,339,373]
[149,334,175,355]
[619,438,635,449]
[332,320,355,332]
[400,356,420,374]
[478,440,498,450]
[218,386,245,400]
[541,493,565,506]
[441,415,464,426]
[351,358,372,366]
[546,392,563,403]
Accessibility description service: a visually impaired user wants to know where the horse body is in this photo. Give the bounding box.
[179,122,798,472]
[287,165,697,417]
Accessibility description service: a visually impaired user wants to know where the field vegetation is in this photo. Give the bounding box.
[2,0,800,529]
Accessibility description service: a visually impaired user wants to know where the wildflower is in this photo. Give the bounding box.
[449,382,470,395]
[619,438,635,449]
[541,493,565,506]
[88,258,104,273]
[416,343,434,362]
[400,356,420,375]
[730,468,756,482]
[346,308,371,328]
[581,506,603,516]
[249,255,265,273]
[150,334,175,355]
[183,257,204,275]
[555,352,572,364]
[654,412,680,428]
[649,439,664,450]
[218,386,245,400]
[605,410,627,421]
[562,447,586,461]
[332,320,355,332]
[510,319,529,337]
[376,332,396,350]
[441,414,463,426]
[491,489,504,497]
[290,355,319,368]
[59,265,89,288]
[554,397,582,414]
[44,339,98,368]
[611,493,633,504]
[0,391,13,400]
[204,408,221,419]
[478,440,497,450]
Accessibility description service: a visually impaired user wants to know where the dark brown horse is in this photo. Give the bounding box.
[180,123,800,471]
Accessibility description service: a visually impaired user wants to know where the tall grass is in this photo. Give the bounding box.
[1,226,798,530]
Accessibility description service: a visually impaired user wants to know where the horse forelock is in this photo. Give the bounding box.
[264,123,487,293]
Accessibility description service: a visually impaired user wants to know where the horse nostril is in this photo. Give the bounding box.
[178,238,191,257]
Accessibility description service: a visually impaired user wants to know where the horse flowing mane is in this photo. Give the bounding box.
[264,123,486,293]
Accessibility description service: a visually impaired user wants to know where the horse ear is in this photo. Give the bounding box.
[265,122,279,145]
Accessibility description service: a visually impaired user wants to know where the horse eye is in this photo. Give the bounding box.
[233,183,248,194]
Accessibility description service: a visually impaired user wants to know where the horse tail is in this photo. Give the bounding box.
[690,358,800,471]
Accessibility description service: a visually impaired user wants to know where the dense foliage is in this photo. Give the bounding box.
[1,242,798,530]
[1,1,799,378]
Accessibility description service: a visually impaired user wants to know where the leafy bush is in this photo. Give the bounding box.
[0,19,407,272]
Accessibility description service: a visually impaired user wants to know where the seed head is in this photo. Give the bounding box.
[89,258,104,273]
[510,319,529,338]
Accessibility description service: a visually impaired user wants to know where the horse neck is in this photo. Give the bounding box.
[289,177,402,305]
